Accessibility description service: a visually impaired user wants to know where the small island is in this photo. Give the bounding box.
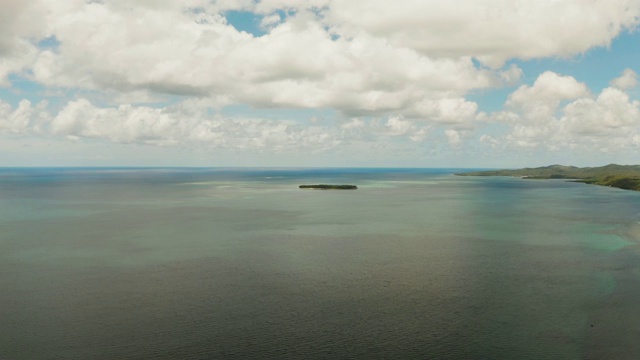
[456,164,640,191]
[299,184,358,190]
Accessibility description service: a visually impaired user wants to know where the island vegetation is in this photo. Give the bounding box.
[456,164,640,191]
[299,184,358,190]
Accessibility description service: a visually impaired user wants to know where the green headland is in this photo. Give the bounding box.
[299,184,358,190]
[456,164,640,191]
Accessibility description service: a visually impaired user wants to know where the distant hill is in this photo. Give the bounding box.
[456,164,640,191]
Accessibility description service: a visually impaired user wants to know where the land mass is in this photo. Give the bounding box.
[456,164,640,191]
[299,184,358,190]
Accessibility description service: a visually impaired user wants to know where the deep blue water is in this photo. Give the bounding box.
[1,168,639,359]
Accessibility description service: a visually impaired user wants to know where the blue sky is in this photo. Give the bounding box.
[1,1,640,167]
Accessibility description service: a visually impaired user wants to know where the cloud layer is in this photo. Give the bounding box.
[485,70,640,153]
[1,0,639,165]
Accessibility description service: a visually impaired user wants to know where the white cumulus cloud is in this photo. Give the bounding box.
[561,87,640,137]
[0,99,50,134]
[324,0,640,67]
[506,72,590,115]
[1,0,640,165]
[486,71,640,154]
[610,68,639,90]
[2,0,633,119]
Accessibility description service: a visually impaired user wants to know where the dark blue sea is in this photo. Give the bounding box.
[1,168,639,359]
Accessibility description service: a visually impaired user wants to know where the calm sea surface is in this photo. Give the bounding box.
[1,168,639,359]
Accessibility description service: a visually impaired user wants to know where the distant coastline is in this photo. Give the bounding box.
[456,164,640,192]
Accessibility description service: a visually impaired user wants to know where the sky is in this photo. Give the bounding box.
[1,0,640,168]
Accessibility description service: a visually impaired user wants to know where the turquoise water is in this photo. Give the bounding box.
[1,168,639,359]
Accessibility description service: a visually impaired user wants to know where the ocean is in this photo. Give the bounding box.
[1,168,639,359]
